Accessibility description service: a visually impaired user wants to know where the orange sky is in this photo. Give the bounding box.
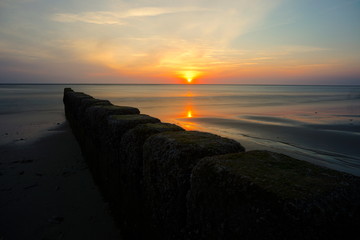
[0,0,359,84]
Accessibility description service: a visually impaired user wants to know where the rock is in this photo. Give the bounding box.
[77,98,111,120]
[97,114,161,200]
[86,105,140,131]
[48,216,64,224]
[63,91,93,123]
[74,98,112,143]
[20,159,33,164]
[62,88,360,240]
[23,183,38,190]
[187,150,360,240]
[118,123,185,238]
[64,92,92,113]
[81,105,141,180]
[106,114,161,147]
[63,87,73,94]
[143,131,245,239]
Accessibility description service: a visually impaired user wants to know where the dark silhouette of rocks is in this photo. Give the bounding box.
[63,88,360,240]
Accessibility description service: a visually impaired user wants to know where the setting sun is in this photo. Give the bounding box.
[177,70,201,84]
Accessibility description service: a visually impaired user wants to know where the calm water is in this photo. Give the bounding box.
[1,84,360,175]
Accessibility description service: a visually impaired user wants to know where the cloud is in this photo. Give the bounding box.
[52,12,126,25]
[124,7,207,17]
[52,7,209,25]
[47,1,285,78]
[280,45,330,53]
[11,0,348,83]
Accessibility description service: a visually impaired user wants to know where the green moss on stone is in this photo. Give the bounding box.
[111,114,158,121]
[204,150,350,200]
[72,92,92,98]
[142,123,184,131]
[102,105,136,110]
[159,131,245,152]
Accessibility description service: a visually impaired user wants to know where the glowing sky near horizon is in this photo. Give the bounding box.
[0,0,359,84]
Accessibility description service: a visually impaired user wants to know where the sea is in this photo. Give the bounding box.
[1,84,360,176]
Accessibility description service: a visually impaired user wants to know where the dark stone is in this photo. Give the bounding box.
[63,88,360,240]
[20,159,33,163]
[63,91,93,123]
[82,105,140,184]
[64,88,73,94]
[78,98,111,118]
[98,114,161,203]
[187,150,360,240]
[119,123,185,238]
[106,114,161,146]
[85,105,140,137]
[23,183,38,190]
[48,216,64,224]
[143,131,245,239]
[74,98,112,144]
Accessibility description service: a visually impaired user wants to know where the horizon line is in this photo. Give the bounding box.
[1,83,360,86]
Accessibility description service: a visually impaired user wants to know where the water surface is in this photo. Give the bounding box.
[1,84,359,175]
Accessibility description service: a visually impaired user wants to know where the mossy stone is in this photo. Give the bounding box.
[118,123,185,238]
[220,151,348,199]
[106,114,161,142]
[187,150,360,240]
[143,131,245,239]
[85,105,140,140]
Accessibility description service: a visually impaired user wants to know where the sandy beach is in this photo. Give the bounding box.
[0,122,121,240]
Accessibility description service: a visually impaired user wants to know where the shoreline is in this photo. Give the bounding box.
[0,122,121,240]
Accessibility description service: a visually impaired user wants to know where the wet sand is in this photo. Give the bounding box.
[0,123,121,240]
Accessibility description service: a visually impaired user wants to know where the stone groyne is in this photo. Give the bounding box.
[63,88,360,240]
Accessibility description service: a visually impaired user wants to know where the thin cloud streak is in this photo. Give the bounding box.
[52,12,126,25]
[52,7,211,25]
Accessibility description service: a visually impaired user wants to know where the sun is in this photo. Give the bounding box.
[177,70,201,84]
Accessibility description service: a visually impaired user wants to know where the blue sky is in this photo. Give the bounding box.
[0,0,359,84]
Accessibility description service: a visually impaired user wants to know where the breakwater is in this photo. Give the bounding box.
[63,88,360,240]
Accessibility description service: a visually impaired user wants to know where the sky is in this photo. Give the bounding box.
[0,0,359,84]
